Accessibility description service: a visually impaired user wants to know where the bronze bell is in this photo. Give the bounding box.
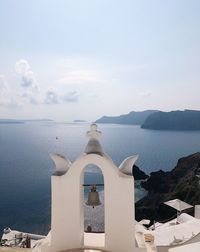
[86,185,101,208]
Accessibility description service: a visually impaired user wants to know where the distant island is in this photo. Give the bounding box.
[73,120,87,123]
[0,119,53,124]
[25,119,54,122]
[0,119,25,124]
[95,110,158,125]
[96,109,200,131]
[141,110,200,130]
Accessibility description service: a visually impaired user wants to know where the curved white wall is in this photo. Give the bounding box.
[49,153,135,252]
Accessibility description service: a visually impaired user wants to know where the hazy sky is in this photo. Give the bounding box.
[0,0,200,121]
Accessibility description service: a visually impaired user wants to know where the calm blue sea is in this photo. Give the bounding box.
[0,122,200,234]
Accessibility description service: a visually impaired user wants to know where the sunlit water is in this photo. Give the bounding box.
[0,122,200,234]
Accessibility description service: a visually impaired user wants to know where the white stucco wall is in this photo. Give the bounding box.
[46,153,135,252]
[195,205,200,219]
[40,124,144,252]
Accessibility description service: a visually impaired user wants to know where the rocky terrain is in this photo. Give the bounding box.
[133,165,149,180]
[135,152,200,221]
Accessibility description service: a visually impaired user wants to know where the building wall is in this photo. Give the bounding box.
[49,153,135,252]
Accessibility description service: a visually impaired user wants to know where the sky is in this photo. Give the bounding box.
[0,0,200,122]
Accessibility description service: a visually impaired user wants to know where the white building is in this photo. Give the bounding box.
[39,123,143,252]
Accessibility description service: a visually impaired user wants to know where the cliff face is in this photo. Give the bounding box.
[135,152,200,221]
[133,165,149,180]
[141,110,200,130]
[95,110,158,125]
[96,109,200,130]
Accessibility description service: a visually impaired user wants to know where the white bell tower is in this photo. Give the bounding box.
[41,124,144,252]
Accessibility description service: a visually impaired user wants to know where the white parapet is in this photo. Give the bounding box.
[195,205,200,219]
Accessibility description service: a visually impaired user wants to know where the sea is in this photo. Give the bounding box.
[0,122,200,234]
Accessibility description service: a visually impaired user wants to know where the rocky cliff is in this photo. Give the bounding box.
[96,110,158,125]
[135,152,200,221]
[133,165,149,180]
[141,110,200,130]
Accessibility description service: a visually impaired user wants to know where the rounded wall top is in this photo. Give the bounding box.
[91,123,97,131]
[87,123,102,140]
[85,124,104,155]
[84,138,104,155]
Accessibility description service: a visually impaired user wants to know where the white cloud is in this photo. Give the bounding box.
[117,64,150,73]
[0,75,9,106]
[0,61,42,108]
[0,75,8,91]
[44,90,59,104]
[0,75,22,108]
[58,70,105,85]
[0,67,79,108]
[15,59,38,90]
[63,91,79,103]
[139,90,152,98]
[56,58,107,86]
[20,90,42,105]
[15,59,42,105]
[86,93,99,99]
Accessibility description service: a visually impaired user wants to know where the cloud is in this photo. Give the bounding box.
[44,90,59,104]
[56,58,106,86]
[63,91,79,103]
[117,64,150,73]
[3,98,22,108]
[139,90,152,98]
[0,61,41,108]
[44,90,79,104]
[0,75,8,91]
[0,75,9,105]
[15,59,42,105]
[15,59,38,90]
[20,90,41,105]
[1,59,96,109]
[58,70,105,85]
[87,93,99,98]
[0,75,22,108]
[14,59,81,106]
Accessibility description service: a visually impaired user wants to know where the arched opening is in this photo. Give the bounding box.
[83,164,104,233]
